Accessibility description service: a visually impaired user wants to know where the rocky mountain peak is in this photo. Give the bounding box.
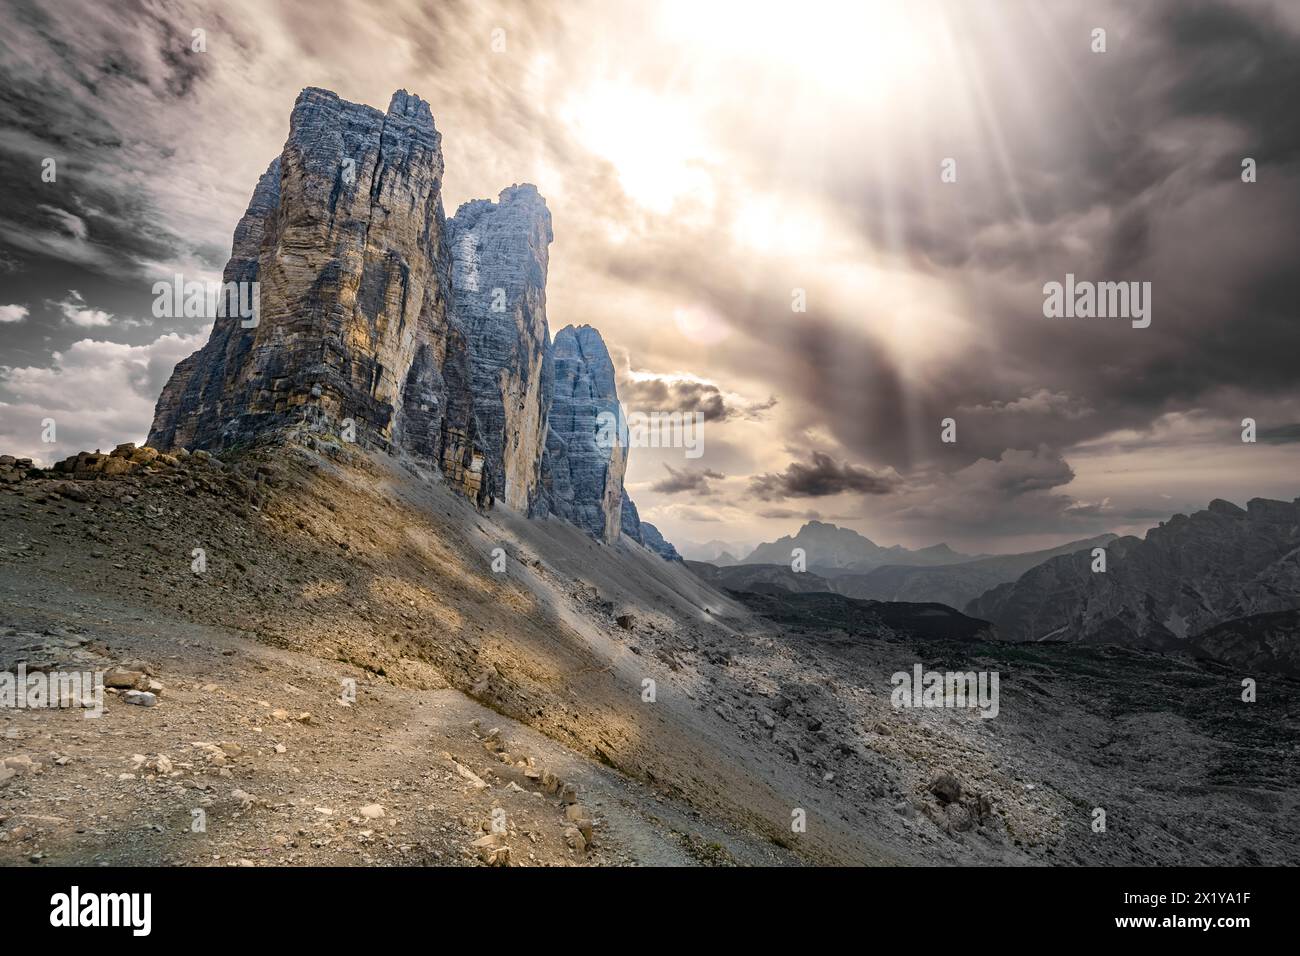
[145,87,676,558]
[536,324,628,543]
[968,495,1300,652]
[387,88,435,126]
[449,182,554,512]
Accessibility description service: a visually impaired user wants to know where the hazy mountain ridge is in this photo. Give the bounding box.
[967,498,1300,667]
[704,532,1116,610]
[741,520,978,573]
[829,534,1119,608]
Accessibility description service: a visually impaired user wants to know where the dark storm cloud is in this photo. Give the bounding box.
[881,448,1101,540]
[649,464,726,495]
[1258,423,1300,444]
[750,452,900,501]
[618,373,776,423]
[1162,0,1300,160]
[757,508,822,521]
[0,0,220,276]
[592,0,1300,494]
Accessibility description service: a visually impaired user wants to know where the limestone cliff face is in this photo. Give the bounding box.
[538,325,627,543]
[620,495,681,560]
[620,495,643,543]
[640,521,682,562]
[148,88,478,491]
[148,158,281,453]
[449,185,553,512]
[148,86,680,557]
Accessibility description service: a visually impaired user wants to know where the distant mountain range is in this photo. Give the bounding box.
[740,520,978,573]
[829,534,1118,609]
[677,539,753,565]
[967,497,1300,670]
[694,501,1300,675]
[690,532,1115,612]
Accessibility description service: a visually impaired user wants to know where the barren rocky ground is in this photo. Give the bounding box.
[2,439,1296,865]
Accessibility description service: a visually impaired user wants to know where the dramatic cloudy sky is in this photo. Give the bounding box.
[1,0,1297,554]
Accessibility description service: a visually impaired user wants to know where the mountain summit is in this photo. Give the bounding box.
[146,88,673,555]
[742,520,974,572]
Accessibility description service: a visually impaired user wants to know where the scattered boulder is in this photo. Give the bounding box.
[929,771,962,806]
[50,481,89,502]
[104,668,147,690]
[1,755,39,776]
[563,826,587,853]
[145,754,173,775]
[564,803,595,842]
[0,456,33,484]
[448,757,489,790]
[945,803,974,832]
[470,833,510,866]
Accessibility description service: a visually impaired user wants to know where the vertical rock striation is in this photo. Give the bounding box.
[620,495,643,543]
[537,325,627,543]
[148,158,282,453]
[148,86,679,557]
[149,88,477,486]
[449,185,553,512]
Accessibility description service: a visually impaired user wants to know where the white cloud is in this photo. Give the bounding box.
[0,327,208,466]
[0,304,29,323]
[47,290,113,327]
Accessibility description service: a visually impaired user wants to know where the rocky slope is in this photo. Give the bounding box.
[4,444,1294,866]
[1190,610,1300,678]
[967,498,1300,667]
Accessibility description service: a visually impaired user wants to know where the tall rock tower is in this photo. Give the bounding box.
[148,88,477,483]
[146,86,678,557]
[449,185,553,512]
[538,325,628,544]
